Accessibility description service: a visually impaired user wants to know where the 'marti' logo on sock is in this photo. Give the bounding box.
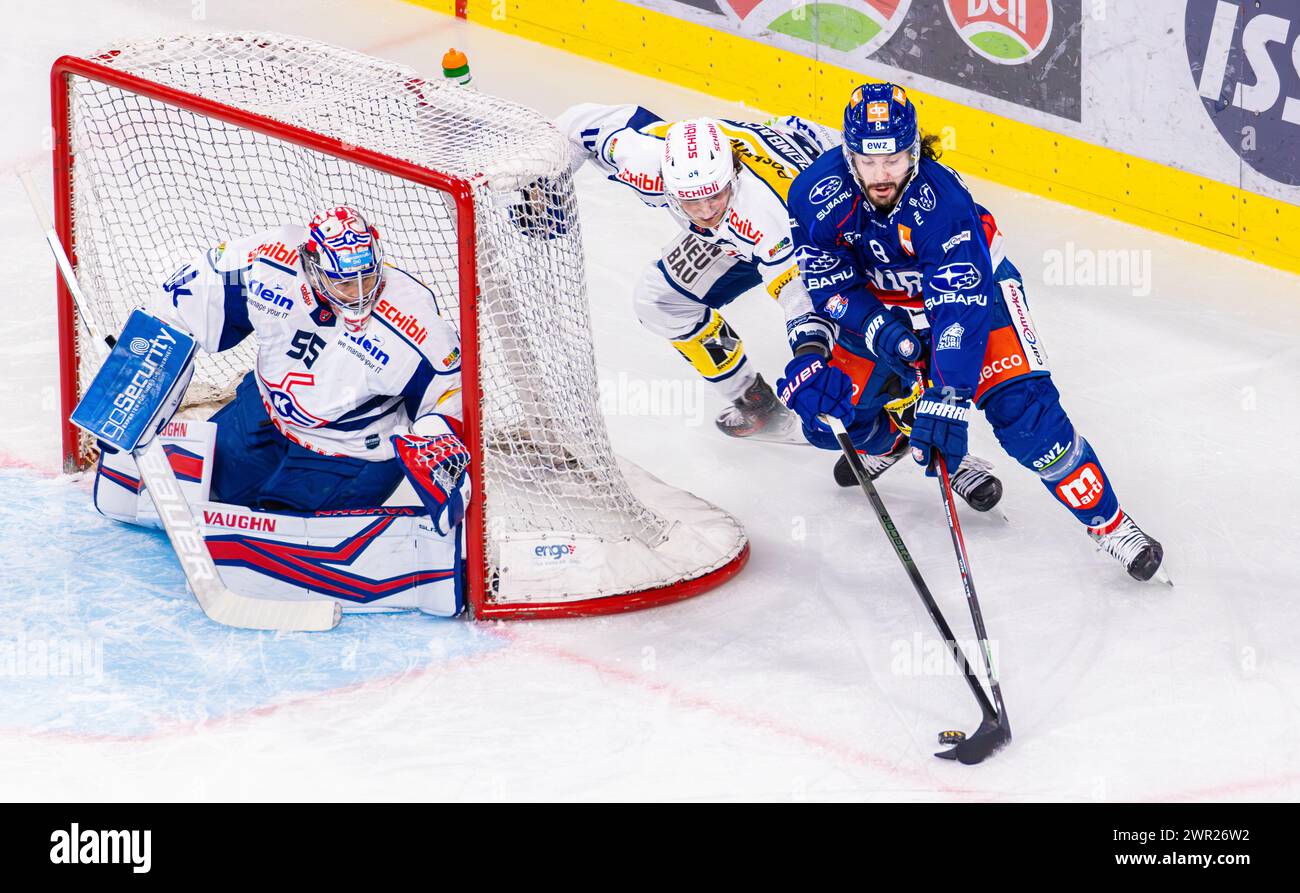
[49,823,151,874]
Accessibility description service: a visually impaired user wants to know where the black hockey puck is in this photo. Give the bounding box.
[937,729,966,747]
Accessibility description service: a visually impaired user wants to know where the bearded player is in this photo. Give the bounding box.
[125,205,470,531]
[781,84,1164,581]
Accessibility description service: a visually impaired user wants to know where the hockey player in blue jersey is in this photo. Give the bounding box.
[780,84,1164,581]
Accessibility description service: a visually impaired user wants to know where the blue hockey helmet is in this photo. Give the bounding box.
[302,205,385,332]
[842,83,919,157]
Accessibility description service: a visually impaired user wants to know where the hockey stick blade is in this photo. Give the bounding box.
[935,715,1011,765]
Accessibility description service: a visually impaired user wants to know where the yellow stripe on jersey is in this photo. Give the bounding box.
[766,265,798,301]
[716,122,800,201]
[435,387,461,408]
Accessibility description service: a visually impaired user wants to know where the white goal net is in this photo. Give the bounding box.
[54,32,747,617]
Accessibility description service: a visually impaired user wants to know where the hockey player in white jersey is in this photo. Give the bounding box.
[556,104,840,439]
[136,205,470,528]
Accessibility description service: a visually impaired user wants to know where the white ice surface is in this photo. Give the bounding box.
[1,1,1298,801]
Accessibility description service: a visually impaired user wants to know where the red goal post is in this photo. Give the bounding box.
[49,34,748,619]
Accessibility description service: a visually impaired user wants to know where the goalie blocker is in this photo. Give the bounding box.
[70,309,195,454]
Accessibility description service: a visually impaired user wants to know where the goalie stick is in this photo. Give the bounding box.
[19,168,341,632]
[824,413,1008,764]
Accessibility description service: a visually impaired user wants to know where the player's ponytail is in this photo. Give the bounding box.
[920,131,944,162]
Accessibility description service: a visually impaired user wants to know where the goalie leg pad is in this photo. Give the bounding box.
[93,419,216,526]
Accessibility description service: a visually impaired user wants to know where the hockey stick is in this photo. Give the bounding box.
[19,168,340,632]
[824,414,1004,763]
[912,367,1010,763]
[929,447,1011,763]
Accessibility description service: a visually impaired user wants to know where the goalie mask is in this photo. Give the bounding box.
[302,206,385,332]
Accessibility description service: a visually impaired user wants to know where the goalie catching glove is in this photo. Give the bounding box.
[391,414,471,535]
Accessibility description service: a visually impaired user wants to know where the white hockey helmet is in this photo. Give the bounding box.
[662,118,737,228]
[301,205,385,332]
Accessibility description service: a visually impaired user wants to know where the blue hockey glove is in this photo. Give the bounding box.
[776,353,854,435]
[864,308,924,378]
[392,427,471,535]
[909,387,972,476]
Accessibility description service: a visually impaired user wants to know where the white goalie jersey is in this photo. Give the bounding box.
[148,225,463,461]
[556,102,839,353]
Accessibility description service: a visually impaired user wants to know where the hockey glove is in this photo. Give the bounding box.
[909,387,972,476]
[864,308,924,379]
[392,421,471,535]
[776,353,854,435]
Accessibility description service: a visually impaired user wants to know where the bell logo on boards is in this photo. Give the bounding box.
[942,0,1054,65]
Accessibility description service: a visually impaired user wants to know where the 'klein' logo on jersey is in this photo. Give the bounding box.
[343,330,390,365]
[618,167,664,193]
[248,241,300,266]
[247,278,293,310]
[377,299,427,345]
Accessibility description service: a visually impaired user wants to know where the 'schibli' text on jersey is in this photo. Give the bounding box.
[150,224,462,461]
